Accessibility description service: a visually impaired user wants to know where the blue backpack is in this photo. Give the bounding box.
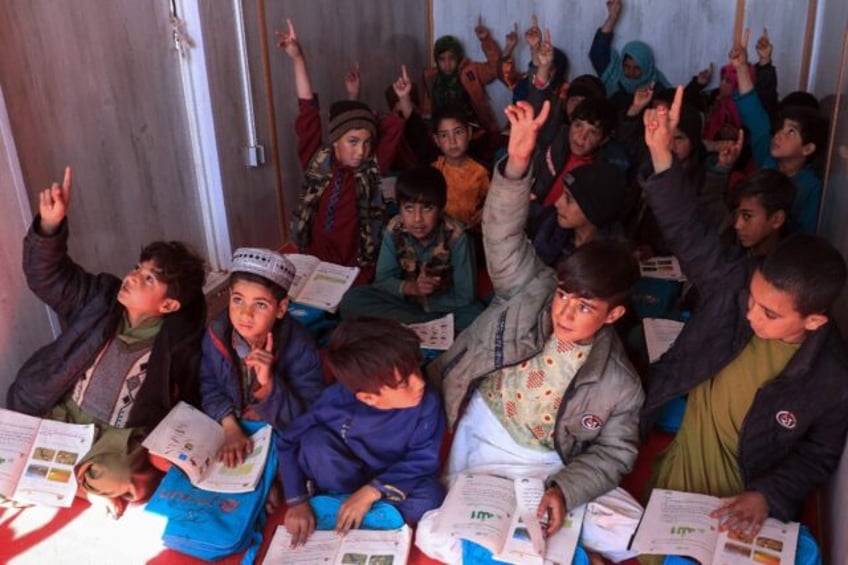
[145,420,277,563]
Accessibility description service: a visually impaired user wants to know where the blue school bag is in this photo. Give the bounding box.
[145,420,277,563]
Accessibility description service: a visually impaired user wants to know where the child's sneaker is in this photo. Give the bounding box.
[309,493,404,531]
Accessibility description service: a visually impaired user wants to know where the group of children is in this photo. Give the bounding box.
[7,3,848,564]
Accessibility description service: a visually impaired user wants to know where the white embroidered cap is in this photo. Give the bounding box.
[230,247,297,293]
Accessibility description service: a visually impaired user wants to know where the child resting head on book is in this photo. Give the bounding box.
[199,247,325,512]
[279,318,446,547]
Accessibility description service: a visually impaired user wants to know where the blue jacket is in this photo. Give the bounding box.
[278,383,445,505]
[735,89,822,234]
[199,311,325,434]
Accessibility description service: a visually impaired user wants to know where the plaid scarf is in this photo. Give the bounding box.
[294,146,383,265]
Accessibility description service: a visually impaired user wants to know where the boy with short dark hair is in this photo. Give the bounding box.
[339,165,483,332]
[9,167,207,516]
[731,169,796,256]
[417,101,644,562]
[640,87,848,541]
[199,248,325,509]
[731,28,828,234]
[532,160,628,267]
[280,319,446,546]
[278,19,412,283]
[430,105,490,228]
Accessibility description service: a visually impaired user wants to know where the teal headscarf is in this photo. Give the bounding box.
[601,40,670,96]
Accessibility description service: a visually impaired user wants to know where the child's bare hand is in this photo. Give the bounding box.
[537,29,554,70]
[474,15,490,41]
[728,28,750,69]
[643,85,683,173]
[696,63,714,86]
[606,0,623,23]
[344,62,361,100]
[392,64,412,99]
[285,501,316,547]
[245,332,274,389]
[710,490,769,538]
[336,485,382,535]
[407,265,440,296]
[276,18,302,59]
[525,15,541,50]
[716,128,744,169]
[219,418,253,467]
[755,27,772,64]
[536,486,567,537]
[628,81,654,116]
[503,100,550,179]
[504,22,519,52]
[39,166,72,235]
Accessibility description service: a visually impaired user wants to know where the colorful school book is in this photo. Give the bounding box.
[406,313,455,350]
[0,408,94,507]
[433,473,585,565]
[631,489,800,564]
[286,253,360,313]
[640,256,686,281]
[142,401,271,494]
[262,524,412,564]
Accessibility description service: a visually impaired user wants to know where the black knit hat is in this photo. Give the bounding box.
[564,162,626,227]
[328,100,377,143]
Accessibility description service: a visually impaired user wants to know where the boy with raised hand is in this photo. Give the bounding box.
[640,86,848,541]
[10,167,207,516]
[731,28,828,234]
[199,247,325,511]
[278,19,412,284]
[280,319,445,547]
[417,100,644,562]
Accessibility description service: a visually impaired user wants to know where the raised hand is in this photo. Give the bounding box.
[474,15,490,41]
[503,100,551,179]
[728,27,750,69]
[344,62,361,101]
[755,27,772,64]
[393,64,412,99]
[525,15,541,51]
[716,128,744,169]
[504,22,519,55]
[697,62,714,86]
[537,29,554,70]
[276,18,302,59]
[643,84,683,173]
[602,0,622,32]
[39,166,72,235]
[627,81,655,117]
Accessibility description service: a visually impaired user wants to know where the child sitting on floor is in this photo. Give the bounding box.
[639,86,848,555]
[9,167,207,517]
[731,28,828,234]
[417,101,645,562]
[277,19,412,283]
[280,319,446,546]
[430,105,490,229]
[199,247,325,511]
[339,166,483,333]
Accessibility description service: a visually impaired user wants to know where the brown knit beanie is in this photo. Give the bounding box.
[328,100,377,143]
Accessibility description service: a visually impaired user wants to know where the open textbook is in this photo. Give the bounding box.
[406,313,454,350]
[643,318,685,363]
[433,473,585,565]
[286,253,359,312]
[640,256,686,281]
[262,524,412,564]
[142,401,271,494]
[631,489,799,565]
[0,408,94,507]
